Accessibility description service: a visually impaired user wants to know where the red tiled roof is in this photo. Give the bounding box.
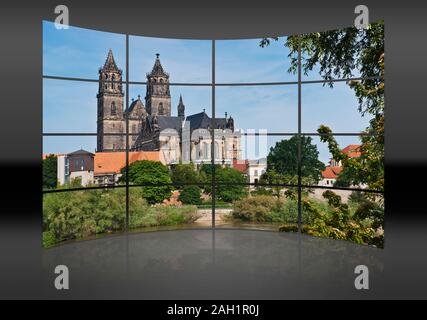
[94,151,161,175]
[322,166,343,179]
[341,144,362,158]
[232,159,249,173]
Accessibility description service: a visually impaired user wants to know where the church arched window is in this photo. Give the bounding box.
[112,74,115,89]
[158,103,164,115]
[111,102,116,116]
[214,142,220,159]
[203,143,209,160]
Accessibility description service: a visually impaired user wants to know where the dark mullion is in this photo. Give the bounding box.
[297,36,302,234]
[125,34,130,233]
[43,183,385,195]
[42,132,379,137]
[42,74,383,87]
[211,40,216,230]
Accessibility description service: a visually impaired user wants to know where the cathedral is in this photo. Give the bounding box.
[97,49,241,166]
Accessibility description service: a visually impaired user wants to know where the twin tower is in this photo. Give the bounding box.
[96,50,185,151]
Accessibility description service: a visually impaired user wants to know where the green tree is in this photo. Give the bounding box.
[43,155,57,189]
[266,136,325,182]
[215,167,247,202]
[202,164,247,202]
[261,21,385,194]
[170,163,201,188]
[178,185,202,205]
[120,160,172,204]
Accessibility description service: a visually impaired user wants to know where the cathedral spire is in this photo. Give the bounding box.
[149,53,169,77]
[102,49,119,71]
[177,94,185,118]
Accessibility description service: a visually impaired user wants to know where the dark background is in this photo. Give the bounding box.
[0,0,426,299]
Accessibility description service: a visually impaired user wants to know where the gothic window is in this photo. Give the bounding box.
[111,102,116,116]
[112,74,115,89]
[214,142,220,159]
[204,143,209,160]
[158,103,164,115]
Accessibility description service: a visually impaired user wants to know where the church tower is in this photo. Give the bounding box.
[177,94,185,118]
[97,49,125,151]
[145,54,171,116]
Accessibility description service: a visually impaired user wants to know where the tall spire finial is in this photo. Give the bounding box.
[102,48,119,71]
[156,53,160,59]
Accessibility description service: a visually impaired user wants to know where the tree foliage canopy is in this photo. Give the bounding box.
[43,155,57,189]
[120,160,172,204]
[170,163,205,188]
[266,135,325,182]
[261,21,384,194]
[201,164,247,202]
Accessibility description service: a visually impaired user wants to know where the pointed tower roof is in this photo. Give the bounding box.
[177,94,185,118]
[149,53,169,77]
[102,49,119,71]
[178,94,184,106]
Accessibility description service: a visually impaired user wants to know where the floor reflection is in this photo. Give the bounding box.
[42,229,384,299]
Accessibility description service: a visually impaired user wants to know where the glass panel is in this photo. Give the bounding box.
[215,182,298,231]
[302,135,384,192]
[43,188,126,248]
[43,79,127,133]
[128,183,211,232]
[300,22,384,81]
[129,36,211,83]
[216,85,298,134]
[301,81,374,133]
[43,135,129,190]
[127,84,212,166]
[216,37,296,83]
[43,21,126,79]
[300,187,384,248]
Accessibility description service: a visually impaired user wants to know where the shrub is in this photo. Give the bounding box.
[232,195,299,223]
[42,231,56,248]
[250,187,273,196]
[43,187,200,247]
[178,185,202,205]
[232,195,281,222]
[353,200,384,229]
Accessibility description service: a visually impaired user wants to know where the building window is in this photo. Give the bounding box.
[111,102,116,116]
[214,142,220,159]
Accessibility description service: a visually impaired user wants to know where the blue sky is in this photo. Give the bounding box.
[43,21,371,164]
